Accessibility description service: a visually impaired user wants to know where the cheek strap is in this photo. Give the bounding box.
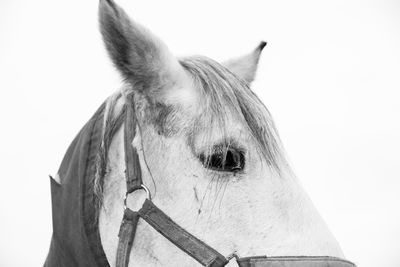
[116,209,139,267]
[116,98,228,267]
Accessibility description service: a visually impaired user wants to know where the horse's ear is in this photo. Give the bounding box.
[223,41,267,84]
[99,0,184,93]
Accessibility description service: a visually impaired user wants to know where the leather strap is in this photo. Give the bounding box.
[124,94,142,193]
[116,95,228,267]
[236,256,356,267]
[115,209,140,267]
[116,97,142,267]
[139,199,228,267]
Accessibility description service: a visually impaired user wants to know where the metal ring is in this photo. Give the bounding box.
[226,251,239,262]
[123,184,151,210]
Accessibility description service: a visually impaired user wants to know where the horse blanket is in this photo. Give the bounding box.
[45,103,110,267]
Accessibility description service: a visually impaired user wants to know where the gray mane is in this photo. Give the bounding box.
[180,56,287,173]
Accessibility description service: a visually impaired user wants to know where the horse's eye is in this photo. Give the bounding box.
[199,147,245,173]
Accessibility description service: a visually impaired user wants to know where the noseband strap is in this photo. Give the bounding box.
[138,199,228,267]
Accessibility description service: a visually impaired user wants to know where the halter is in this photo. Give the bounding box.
[114,96,356,267]
[116,96,229,267]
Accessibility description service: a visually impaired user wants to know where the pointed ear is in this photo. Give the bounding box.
[99,0,184,92]
[222,41,267,84]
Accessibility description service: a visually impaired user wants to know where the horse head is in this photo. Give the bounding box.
[46,1,355,266]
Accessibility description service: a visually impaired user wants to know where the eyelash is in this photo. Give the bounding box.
[198,145,245,173]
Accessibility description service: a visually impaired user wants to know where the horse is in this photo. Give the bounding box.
[45,0,356,266]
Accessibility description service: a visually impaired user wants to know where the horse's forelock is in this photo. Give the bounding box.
[179,56,288,174]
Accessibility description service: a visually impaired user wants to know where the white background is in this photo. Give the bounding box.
[1,0,399,266]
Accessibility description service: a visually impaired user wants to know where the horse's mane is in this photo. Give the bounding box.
[179,56,288,173]
[94,91,126,211]
[93,56,290,212]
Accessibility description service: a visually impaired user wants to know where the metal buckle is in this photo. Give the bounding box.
[226,251,239,262]
[123,184,151,210]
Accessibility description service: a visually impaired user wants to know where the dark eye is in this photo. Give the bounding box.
[199,147,245,173]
